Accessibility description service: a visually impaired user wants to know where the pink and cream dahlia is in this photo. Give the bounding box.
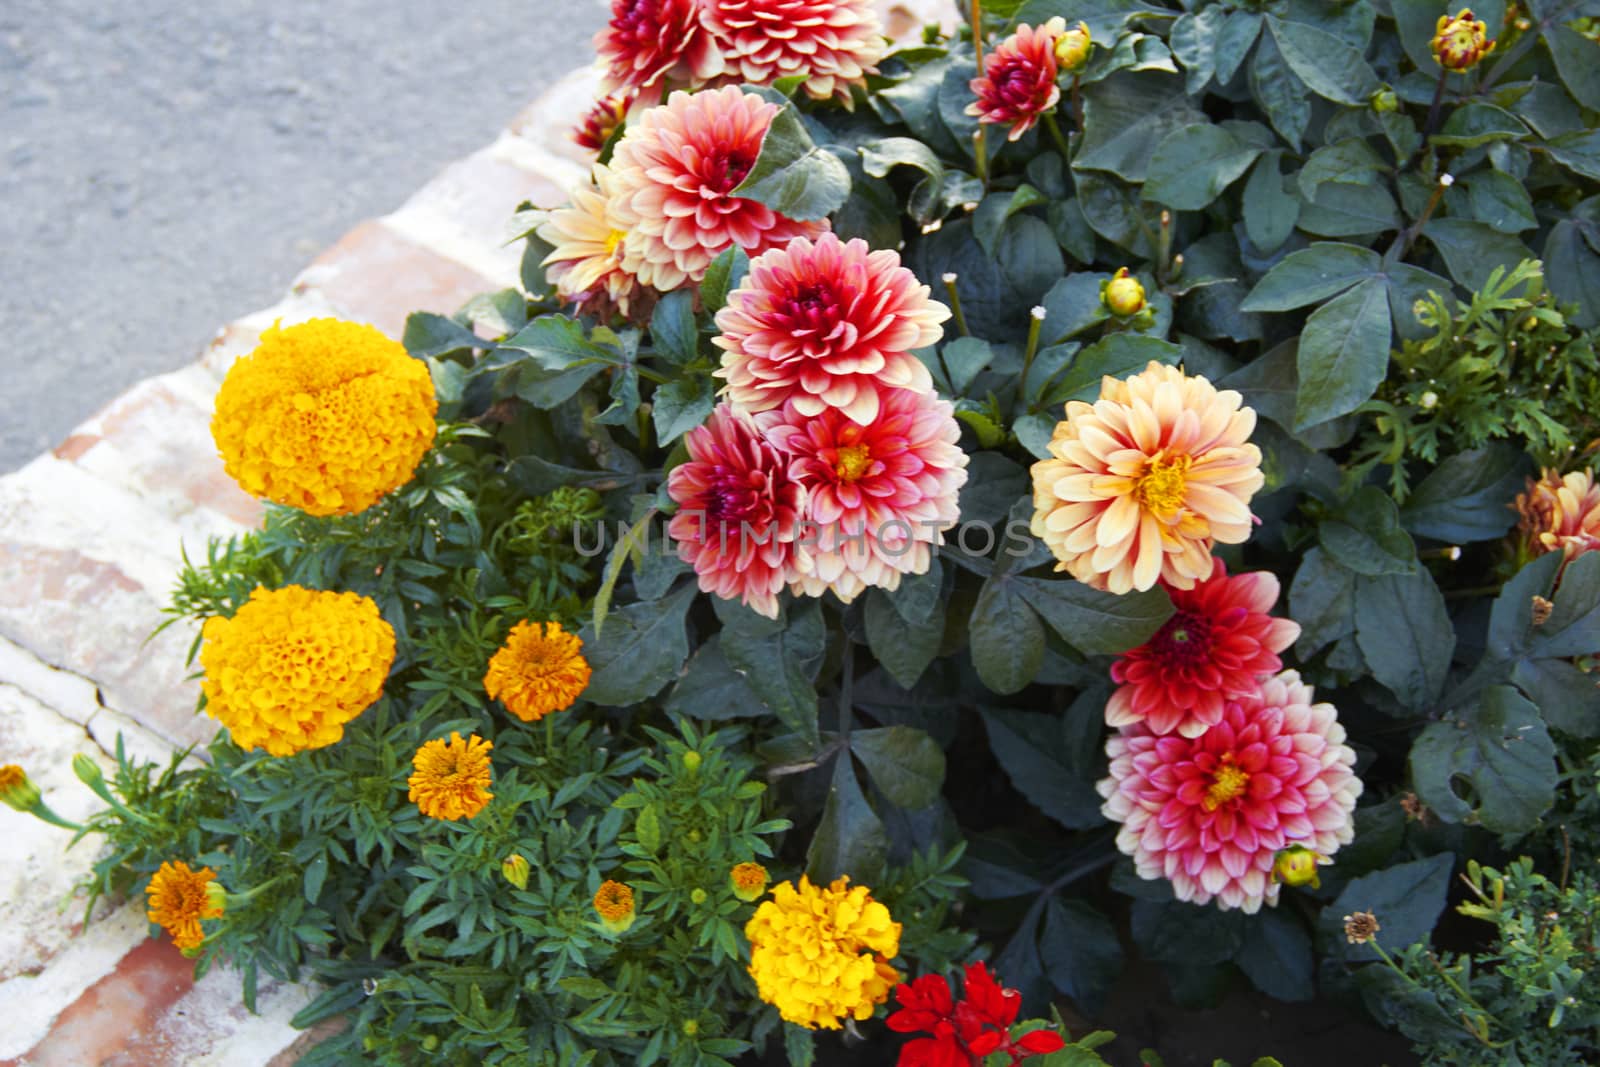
[1516,467,1600,563]
[609,87,825,291]
[1098,669,1362,913]
[966,19,1065,142]
[702,0,887,105]
[537,164,643,320]
[595,0,723,96]
[1030,361,1263,595]
[714,233,947,426]
[1106,560,1300,738]
[667,403,807,619]
[764,385,968,603]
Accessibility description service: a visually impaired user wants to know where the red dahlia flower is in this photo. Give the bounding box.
[572,91,633,153]
[1106,560,1300,738]
[888,963,1066,1066]
[703,0,887,105]
[966,18,1065,141]
[595,0,723,96]
[667,403,806,619]
[714,232,947,426]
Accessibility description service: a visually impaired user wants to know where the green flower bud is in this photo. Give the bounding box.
[682,750,702,774]
[690,887,708,905]
[0,764,41,813]
[1370,87,1399,113]
[1101,268,1147,318]
[502,853,531,891]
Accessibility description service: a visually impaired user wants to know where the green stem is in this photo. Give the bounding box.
[27,803,84,833]
[635,366,671,385]
[1042,109,1072,169]
[1070,73,1083,133]
[1020,306,1046,408]
[942,274,970,337]
[973,130,989,191]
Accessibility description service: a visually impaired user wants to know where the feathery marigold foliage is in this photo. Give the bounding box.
[211,319,438,516]
[199,585,395,756]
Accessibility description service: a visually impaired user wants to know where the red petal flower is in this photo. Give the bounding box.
[703,0,886,104]
[595,0,723,96]
[966,19,1065,141]
[1106,559,1301,738]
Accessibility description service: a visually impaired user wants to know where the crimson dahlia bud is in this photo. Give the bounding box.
[572,92,633,153]
[1432,9,1494,72]
[1101,268,1147,317]
[1053,21,1092,73]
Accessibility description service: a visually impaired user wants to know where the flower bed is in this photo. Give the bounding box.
[7,1,1600,1064]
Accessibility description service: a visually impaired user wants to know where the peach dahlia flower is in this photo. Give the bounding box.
[609,87,825,292]
[1515,467,1600,563]
[537,164,643,319]
[714,233,947,426]
[763,385,968,603]
[595,0,723,96]
[703,0,886,105]
[1098,670,1362,913]
[1030,361,1263,595]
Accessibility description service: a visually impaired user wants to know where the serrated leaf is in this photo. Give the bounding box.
[1293,277,1391,429]
[1075,71,1201,183]
[580,584,695,706]
[648,290,698,365]
[731,104,849,220]
[1014,576,1173,656]
[1320,854,1453,962]
[1265,16,1377,105]
[851,726,946,809]
[980,706,1105,829]
[1399,444,1527,542]
[1241,242,1381,312]
[1410,686,1556,835]
[806,750,888,884]
[969,575,1046,694]
[1142,124,1261,210]
[650,376,716,446]
[1355,569,1454,709]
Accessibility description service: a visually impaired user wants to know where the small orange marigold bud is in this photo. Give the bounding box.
[594,879,637,934]
[731,861,770,902]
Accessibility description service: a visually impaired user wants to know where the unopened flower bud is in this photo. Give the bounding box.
[1053,21,1092,72]
[593,879,637,935]
[1371,87,1399,113]
[682,750,702,774]
[1102,268,1147,318]
[71,752,104,790]
[1432,9,1494,72]
[729,861,770,902]
[204,881,230,914]
[502,853,530,890]
[1420,390,1439,410]
[0,764,41,813]
[1272,845,1322,889]
[690,887,708,905]
[682,1019,700,1036]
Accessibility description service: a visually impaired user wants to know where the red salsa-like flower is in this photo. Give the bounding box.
[966,19,1065,141]
[595,0,722,96]
[888,963,1066,1066]
[1106,559,1300,738]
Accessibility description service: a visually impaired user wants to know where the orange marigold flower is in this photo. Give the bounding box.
[0,764,38,812]
[146,861,223,953]
[200,585,395,757]
[1030,361,1263,594]
[594,879,637,933]
[1516,467,1600,562]
[730,861,770,902]
[1432,8,1493,71]
[745,875,901,1029]
[211,319,438,517]
[483,621,592,722]
[538,163,645,321]
[408,732,494,821]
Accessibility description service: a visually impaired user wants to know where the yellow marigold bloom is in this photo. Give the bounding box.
[200,586,395,756]
[409,732,494,821]
[482,621,592,722]
[1432,9,1493,71]
[1053,21,1092,72]
[146,861,223,953]
[1030,361,1263,595]
[594,879,637,933]
[744,875,902,1030]
[0,764,40,812]
[1101,267,1147,317]
[1516,467,1600,562]
[212,318,438,517]
[730,861,770,902]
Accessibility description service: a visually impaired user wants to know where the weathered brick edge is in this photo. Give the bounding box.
[0,4,957,1063]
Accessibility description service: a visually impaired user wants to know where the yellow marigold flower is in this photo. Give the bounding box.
[593,879,637,934]
[211,318,438,517]
[200,585,395,757]
[0,764,40,812]
[744,875,902,1030]
[1516,467,1600,562]
[1053,21,1092,73]
[409,732,494,821]
[730,861,770,902]
[1030,361,1263,594]
[1101,267,1147,318]
[146,861,223,953]
[1432,9,1494,71]
[482,621,592,722]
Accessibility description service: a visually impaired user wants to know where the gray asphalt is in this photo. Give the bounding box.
[0,1,607,472]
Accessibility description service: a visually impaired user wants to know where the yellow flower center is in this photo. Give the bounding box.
[1136,455,1190,516]
[834,444,873,483]
[1204,758,1250,811]
[604,229,625,255]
